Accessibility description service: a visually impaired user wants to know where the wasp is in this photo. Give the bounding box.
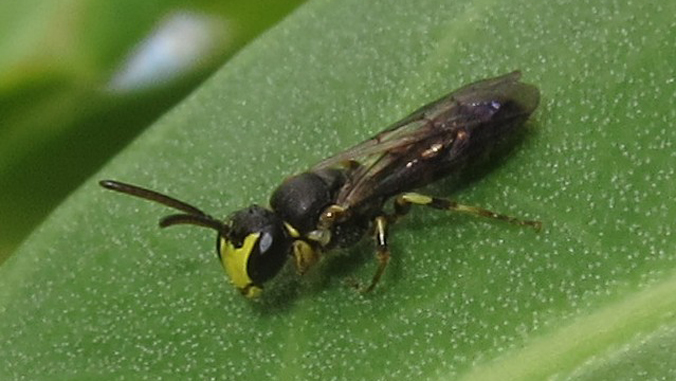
[101,71,541,298]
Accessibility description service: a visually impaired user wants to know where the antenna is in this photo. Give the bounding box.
[99,180,229,235]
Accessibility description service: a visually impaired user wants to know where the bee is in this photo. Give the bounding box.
[100,71,541,298]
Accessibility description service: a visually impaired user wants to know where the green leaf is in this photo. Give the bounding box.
[2,0,675,380]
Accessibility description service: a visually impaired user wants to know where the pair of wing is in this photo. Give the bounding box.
[311,71,539,210]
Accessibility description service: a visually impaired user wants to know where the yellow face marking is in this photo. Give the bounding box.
[220,233,261,297]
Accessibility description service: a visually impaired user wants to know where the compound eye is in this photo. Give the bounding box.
[258,231,275,254]
[220,205,291,297]
[247,224,289,285]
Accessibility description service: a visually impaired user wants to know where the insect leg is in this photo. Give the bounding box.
[292,240,320,275]
[359,215,391,293]
[395,192,542,230]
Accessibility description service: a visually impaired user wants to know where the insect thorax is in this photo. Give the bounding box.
[269,169,345,234]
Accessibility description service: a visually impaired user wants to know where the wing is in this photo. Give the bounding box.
[313,71,539,211]
[312,95,456,172]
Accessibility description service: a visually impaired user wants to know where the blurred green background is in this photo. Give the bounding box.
[0,0,305,263]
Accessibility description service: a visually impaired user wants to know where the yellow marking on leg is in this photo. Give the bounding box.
[397,192,541,231]
[445,202,541,230]
[361,216,391,294]
[401,193,433,205]
[306,229,331,246]
[292,240,319,275]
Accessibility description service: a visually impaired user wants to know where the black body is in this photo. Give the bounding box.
[100,71,540,296]
[270,71,539,251]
